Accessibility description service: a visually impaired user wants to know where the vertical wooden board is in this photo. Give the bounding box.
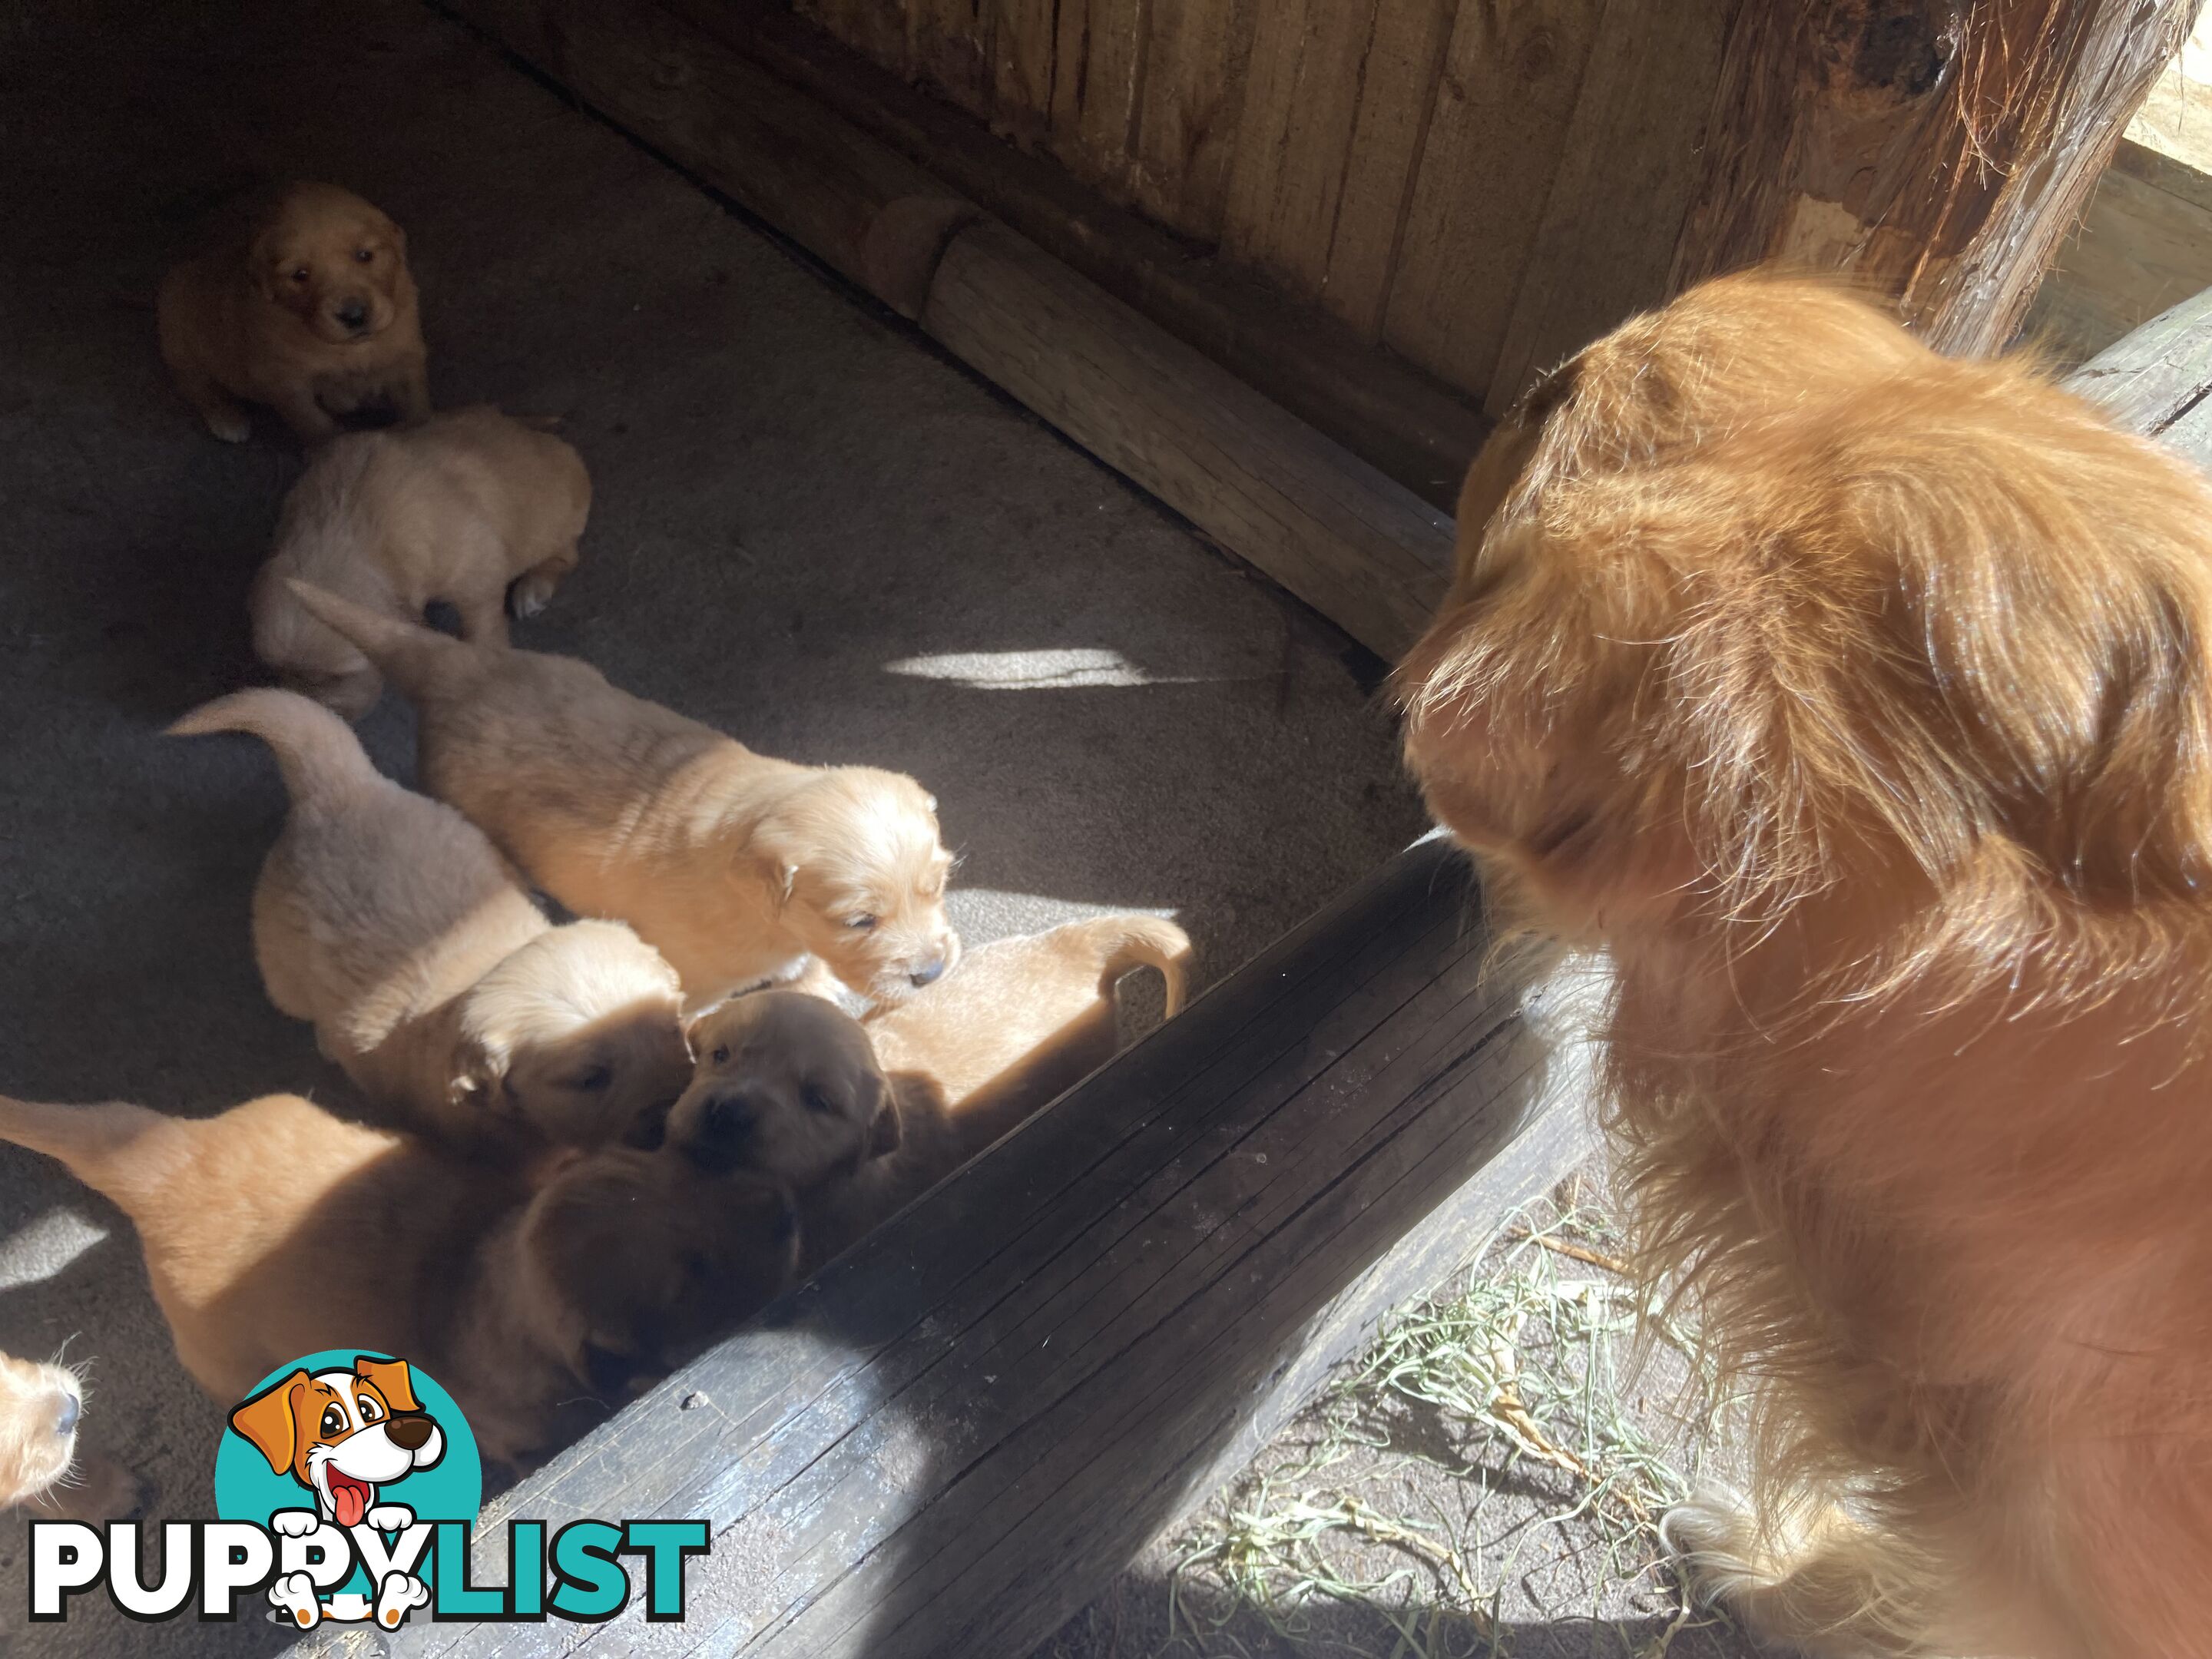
[1219,0,1382,300]
[1128,0,1256,240]
[1382,0,1604,398]
[1049,0,1150,200]
[797,0,914,76]
[909,0,993,118]
[1485,0,1733,412]
[988,0,1059,147]
[1321,0,1458,340]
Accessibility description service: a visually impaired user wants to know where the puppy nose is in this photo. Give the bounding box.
[336,300,369,331]
[385,1414,433,1451]
[51,1391,80,1437]
[684,1094,757,1173]
[909,957,946,988]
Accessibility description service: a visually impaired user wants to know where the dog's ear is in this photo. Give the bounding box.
[230,1370,311,1475]
[449,1031,514,1115]
[865,1072,902,1161]
[354,1356,422,1416]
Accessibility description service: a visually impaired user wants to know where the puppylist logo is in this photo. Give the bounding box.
[28,1351,709,1628]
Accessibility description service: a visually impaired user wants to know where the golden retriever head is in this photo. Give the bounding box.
[668,991,899,1187]
[0,1350,83,1510]
[520,1147,799,1392]
[452,921,694,1145]
[747,770,960,1005]
[250,183,414,347]
[1398,272,2212,1001]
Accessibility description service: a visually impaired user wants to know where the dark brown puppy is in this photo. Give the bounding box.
[158,182,429,442]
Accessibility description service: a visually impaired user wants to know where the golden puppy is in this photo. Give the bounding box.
[250,406,591,717]
[671,991,960,1273]
[1397,270,2212,1659]
[158,182,429,442]
[0,1090,796,1466]
[284,581,962,1007]
[0,1351,84,1511]
[868,913,1191,1151]
[171,689,690,1151]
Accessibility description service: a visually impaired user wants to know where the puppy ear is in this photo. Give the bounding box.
[866,1077,902,1161]
[354,1356,422,1416]
[449,1031,514,1115]
[229,1370,310,1475]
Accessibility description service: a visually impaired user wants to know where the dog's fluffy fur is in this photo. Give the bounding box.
[157,182,428,442]
[283,581,961,1007]
[867,912,1192,1151]
[250,406,591,717]
[0,1350,84,1511]
[671,991,962,1273]
[1397,270,2212,1658]
[0,1091,797,1465]
[171,689,690,1151]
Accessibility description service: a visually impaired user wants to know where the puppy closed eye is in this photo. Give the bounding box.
[846,915,879,932]
[801,1084,836,1117]
[570,1065,613,1093]
[710,1045,730,1066]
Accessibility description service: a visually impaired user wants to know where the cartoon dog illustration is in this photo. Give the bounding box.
[229,1356,444,1629]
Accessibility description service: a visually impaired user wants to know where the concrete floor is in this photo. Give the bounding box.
[0,2,1425,1652]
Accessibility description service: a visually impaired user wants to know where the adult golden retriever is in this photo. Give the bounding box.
[1397,271,2212,1658]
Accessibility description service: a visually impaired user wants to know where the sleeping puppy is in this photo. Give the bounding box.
[0,1090,797,1467]
[283,581,962,1008]
[867,913,1192,1152]
[1397,270,2212,1659]
[251,406,591,717]
[157,181,428,442]
[671,992,960,1273]
[171,689,690,1152]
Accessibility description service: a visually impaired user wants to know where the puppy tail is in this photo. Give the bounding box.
[0,1094,175,1208]
[282,580,478,704]
[1093,916,1194,1017]
[168,687,379,805]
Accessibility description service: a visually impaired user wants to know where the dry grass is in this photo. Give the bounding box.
[1049,1183,1753,1659]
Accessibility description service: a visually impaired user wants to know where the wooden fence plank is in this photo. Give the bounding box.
[2065,280,2212,442]
[1128,0,1254,237]
[1485,0,1733,412]
[1320,0,1458,339]
[1382,0,1604,397]
[1219,0,1382,295]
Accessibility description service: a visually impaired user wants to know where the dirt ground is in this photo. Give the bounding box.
[0,4,1753,1656]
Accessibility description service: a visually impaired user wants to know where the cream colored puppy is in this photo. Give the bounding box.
[171,689,690,1151]
[671,992,960,1273]
[157,182,428,442]
[285,581,961,1007]
[0,1091,797,1466]
[251,406,591,717]
[868,913,1191,1151]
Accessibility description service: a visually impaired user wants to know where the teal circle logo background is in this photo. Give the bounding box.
[213,1351,482,1598]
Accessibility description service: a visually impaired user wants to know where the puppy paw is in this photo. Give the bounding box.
[508,570,558,619]
[270,1508,323,1538]
[375,1571,431,1629]
[204,409,252,444]
[268,1571,323,1630]
[364,1503,414,1534]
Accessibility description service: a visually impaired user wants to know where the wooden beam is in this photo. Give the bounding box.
[2067,280,2212,468]
[445,0,1458,661]
[1673,0,2198,356]
[319,834,1588,1659]
[635,0,1489,507]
